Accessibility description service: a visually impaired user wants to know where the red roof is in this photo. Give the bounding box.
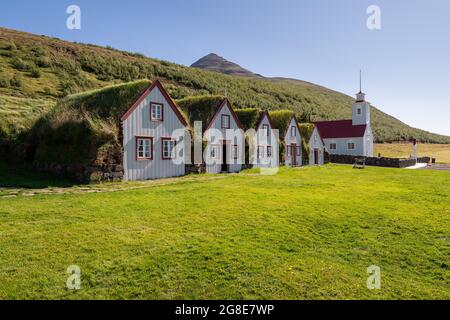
[314,120,366,139]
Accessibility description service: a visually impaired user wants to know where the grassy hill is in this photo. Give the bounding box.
[0,27,449,144]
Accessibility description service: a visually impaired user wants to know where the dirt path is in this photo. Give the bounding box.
[0,175,231,198]
[419,164,450,171]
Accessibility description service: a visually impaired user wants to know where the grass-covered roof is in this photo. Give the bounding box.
[269,110,295,138]
[175,95,224,129]
[299,123,316,142]
[235,108,260,131]
[59,79,152,120]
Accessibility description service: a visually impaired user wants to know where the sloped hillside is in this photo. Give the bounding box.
[0,27,449,143]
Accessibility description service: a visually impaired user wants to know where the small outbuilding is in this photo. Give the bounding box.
[121,80,189,181]
[177,95,245,174]
[308,126,325,165]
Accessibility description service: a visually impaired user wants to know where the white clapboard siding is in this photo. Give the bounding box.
[122,85,186,181]
[284,116,302,166]
[254,113,279,168]
[308,127,325,165]
[205,101,244,174]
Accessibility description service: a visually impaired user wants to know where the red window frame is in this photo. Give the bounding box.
[150,102,164,122]
[267,146,273,157]
[161,137,176,160]
[136,136,153,160]
[221,114,230,129]
[262,124,270,136]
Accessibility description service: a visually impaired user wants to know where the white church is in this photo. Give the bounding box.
[312,90,374,162]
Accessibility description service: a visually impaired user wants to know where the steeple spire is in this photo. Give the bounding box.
[356,70,366,102]
[359,69,362,93]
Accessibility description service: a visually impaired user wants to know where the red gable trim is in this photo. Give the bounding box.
[255,110,275,131]
[314,119,366,139]
[120,79,188,127]
[204,98,244,132]
[283,115,301,139]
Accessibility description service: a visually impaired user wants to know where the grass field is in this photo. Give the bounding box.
[375,143,450,163]
[0,165,449,299]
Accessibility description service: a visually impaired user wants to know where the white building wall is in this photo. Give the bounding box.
[352,100,370,126]
[284,117,302,166]
[122,86,186,181]
[308,127,324,165]
[254,114,279,168]
[364,126,374,157]
[323,137,365,156]
[205,102,244,174]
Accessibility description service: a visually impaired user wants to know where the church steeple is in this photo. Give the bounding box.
[352,70,370,125]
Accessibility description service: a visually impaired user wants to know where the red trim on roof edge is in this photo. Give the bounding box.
[120,79,188,126]
[283,114,301,139]
[255,110,275,131]
[204,98,244,132]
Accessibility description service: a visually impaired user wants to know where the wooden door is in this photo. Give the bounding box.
[222,142,228,172]
[291,144,296,166]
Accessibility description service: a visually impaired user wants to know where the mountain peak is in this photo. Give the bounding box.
[191,53,263,78]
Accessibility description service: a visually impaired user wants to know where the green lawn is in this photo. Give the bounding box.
[0,165,449,299]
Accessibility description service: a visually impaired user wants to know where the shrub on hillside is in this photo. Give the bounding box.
[12,57,32,71]
[4,41,16,50]
[10,75,23,88]
[35,56,52,68]
[0,75,10,88]
[30,46,48,57]
[30,66,42,78]
[0,51,13,58]
[54,58,81,76]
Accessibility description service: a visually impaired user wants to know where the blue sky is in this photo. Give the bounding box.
[1,0,449,135]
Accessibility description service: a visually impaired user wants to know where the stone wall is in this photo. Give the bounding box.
[185,163,253,174]
[34,162,123,183]
[330,154,431,168]
[185,164,206,174]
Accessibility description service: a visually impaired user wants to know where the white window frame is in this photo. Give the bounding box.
[267,146,273,157]
[211,144,220,160]
[291,126,296,137]
[329,143,337,150]
[262,124,270,137]
[162,138,176,160]
[136,137,153,160]
[150,103,163,121]
[221,114,230,129]
[347,141,355,150]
